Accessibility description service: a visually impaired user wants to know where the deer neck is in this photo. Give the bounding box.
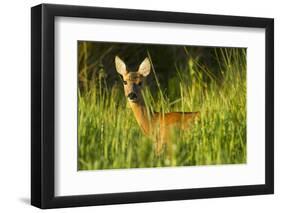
[129,100,153,135]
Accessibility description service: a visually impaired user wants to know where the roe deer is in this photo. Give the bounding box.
[115,56,199,155]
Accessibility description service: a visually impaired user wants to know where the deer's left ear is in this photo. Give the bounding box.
[138,57,151,77]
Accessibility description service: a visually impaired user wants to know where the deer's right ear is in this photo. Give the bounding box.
[115,56,127,76]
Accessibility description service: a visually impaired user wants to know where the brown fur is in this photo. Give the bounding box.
[129,100,199,154]
[115,56,200,155]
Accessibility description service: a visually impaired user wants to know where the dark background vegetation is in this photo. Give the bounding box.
[78,41,234,94]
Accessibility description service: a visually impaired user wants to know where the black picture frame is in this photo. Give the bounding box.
[31,3,274,209]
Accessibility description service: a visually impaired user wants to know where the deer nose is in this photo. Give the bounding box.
[128,92,137,100]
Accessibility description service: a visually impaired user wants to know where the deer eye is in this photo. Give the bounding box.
[138,81,142,86]
[123,81,127,85]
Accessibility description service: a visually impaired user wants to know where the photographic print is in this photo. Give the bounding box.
[78,42,247,170]
[31,4,273,208]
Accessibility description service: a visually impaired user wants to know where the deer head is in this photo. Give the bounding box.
[115,56,151,103]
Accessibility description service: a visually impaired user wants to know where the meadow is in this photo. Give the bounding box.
[78,44,246,170]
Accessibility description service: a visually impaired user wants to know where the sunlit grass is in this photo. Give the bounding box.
[78,48,246,170]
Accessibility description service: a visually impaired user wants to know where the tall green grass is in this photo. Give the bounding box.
[78,48,246,170]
